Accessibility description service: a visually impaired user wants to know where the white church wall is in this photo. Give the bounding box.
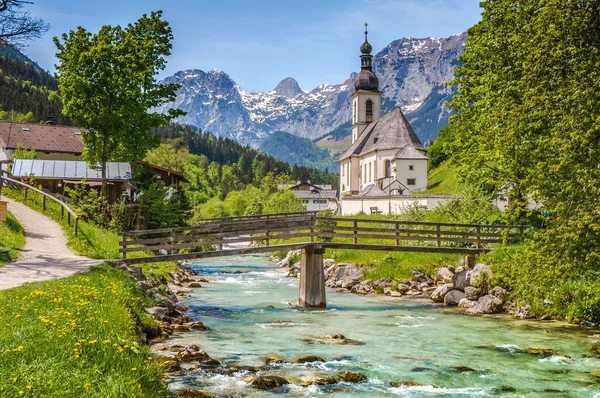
[341,195,455,216]
[395,158,428,192]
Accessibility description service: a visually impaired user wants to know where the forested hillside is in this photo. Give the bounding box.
[260,131,336,172]
[0,44,68,124]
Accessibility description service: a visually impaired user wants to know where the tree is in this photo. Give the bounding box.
[54,11,185,198]
[449,0,600,322]
[0,0,49,47]
[263,189,304,214]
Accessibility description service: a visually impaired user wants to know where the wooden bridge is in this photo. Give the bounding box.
[119,212,527,308]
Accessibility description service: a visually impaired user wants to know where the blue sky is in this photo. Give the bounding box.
[26,0,481,92]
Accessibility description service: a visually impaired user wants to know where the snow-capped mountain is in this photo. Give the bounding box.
[157,33,466,147]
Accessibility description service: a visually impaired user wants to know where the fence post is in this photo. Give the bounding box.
[74,218,78,236]
[395,221,400,246]
[67,212,71,226]
[61,206,64,219]
[436,224,441,248]
[310,215,315,243]
[121,233,127,259]
[476,225,481,249]
[265,218,270,247]
[24,186,28,201]
[42,196,46,212]
[353,220,358,245]
[171,229,177,254]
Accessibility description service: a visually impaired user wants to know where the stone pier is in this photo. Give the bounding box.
[298,245,326,308]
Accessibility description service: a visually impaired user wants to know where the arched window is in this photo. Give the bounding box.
[363,164,366,182]
[384,160,391,178]
[366,99,373,122]
[368,162,372,182]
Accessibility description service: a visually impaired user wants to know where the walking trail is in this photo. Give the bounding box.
[0,197,103,290]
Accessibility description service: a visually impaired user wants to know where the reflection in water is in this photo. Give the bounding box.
[164,255,600,397]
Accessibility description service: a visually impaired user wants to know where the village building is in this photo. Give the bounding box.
[278,181,338,212]
[339,27,452,215]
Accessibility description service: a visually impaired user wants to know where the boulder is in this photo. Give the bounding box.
[187,321,209,331]
[396,284,410,294]
[338,264,363,289]
[295,355,326,363]
[312,375,338,386]
[322,334,364,345]
[416,282,430,291]
[264,355,286,364]
[468,263,493,288]
[464,286,481,301]
[444,289,466,306]
[177,345,210,362]
[339,371,367,383]
[187,282,202,288]
[405,289,422,296]
[373,278,395,289]
[384,288,403,297]
[411,270,428,283]
[458,298,479,309]
[489,286,508,301]
[465,295,503,315]
[452,267,471,291]
[514,305,532,319]
[177,389,212,398]
[430,284,454,303]
[251,375,289,390]
[351,281,375,295]
[156,354,181,372]
[145,306,169,318]
[436,267,455,283]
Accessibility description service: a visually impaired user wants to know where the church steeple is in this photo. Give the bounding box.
[354,23,379,92]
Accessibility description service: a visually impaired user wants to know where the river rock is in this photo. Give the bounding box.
[515,305,532,319]
[264,355,286,364]
[430,284,454,302]
[322,334,364,345]
[451,365,476,372]
[351,281,375,295]
[295,355,326,363]
[251,375,289,390]
[177,389,213,398]
[145,306,169,319]
[464,286,481,301]
[436,267,454,283]
[591,370,600,381]
[468,263,492,288]
[405,289,422,296]
[465,295,503,315]
[339,371,367,383]
[444,289,466,306]
[397,284,410,294]
[338,264,363,289]
[489,286,508,301]
[526,348,555,358]
[411,270,428,283]
[458,298,479,309]
[452,267,471,291]
[312,375,338,385]
[187,282,202,288]
[373,278,395,289]
[177,345,210,362]
[187,321,209,331]
[384,287,403,297]
[156,354,181,372]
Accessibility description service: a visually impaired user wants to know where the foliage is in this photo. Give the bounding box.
[262,189,304,214]
[0,265,167,397]
[259,131,335,171]
[54,11,184,195]
[315,209,336,242]
[138,182,190,230]
[64,183,105,223]
[447,0,600,322]
[426,125,455,171]
[0,211,25,264]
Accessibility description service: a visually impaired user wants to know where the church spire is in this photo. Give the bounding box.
[355,23,379,92]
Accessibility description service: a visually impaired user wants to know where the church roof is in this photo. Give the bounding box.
[355,184,387,197]
[393,146,428,160]
[340,107,425,160]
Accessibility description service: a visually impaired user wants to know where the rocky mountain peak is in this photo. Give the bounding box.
[273,77,302,98]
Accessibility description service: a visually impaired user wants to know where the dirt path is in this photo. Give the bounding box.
[0,197,103,290]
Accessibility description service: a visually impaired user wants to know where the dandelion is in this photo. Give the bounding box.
[131,367,137,371]
[26,385,32,390]
[18,391,23,396]
[14,346,23,352]
[12,377,17,383]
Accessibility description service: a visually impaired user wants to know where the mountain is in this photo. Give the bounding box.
[259,131,335,171]
[157,33,466,148]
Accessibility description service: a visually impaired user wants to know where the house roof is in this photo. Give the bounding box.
[293,189,337,199]
[393,146,428,160]
[136,161,189,183]
[11,159,132,181]
[0,122,84,154]
[340,108,425,160]
[278,182,332,191]
[355,184,387,197]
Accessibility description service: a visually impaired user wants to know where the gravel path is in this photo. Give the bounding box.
[0,197,103,290]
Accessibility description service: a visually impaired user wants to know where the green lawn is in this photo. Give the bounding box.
[421,160,461,195]
[0,265,166,397]
[0,212,26,265]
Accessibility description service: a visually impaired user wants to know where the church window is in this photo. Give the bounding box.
[353,101,357,123]
[407,178,416,186]
[366,99,373,122]
[409,165,414,171]
[384,160,391,177]
[369,162,372,182]
[363,164,366,182]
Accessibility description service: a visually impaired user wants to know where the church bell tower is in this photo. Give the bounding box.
[351,23,382,143]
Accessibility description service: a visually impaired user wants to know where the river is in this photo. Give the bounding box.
[165,255,600,397]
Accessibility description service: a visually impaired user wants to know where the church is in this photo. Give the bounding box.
[339,27,441,215]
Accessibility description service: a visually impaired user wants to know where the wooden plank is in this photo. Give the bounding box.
[316,231,503,245]
[321,242,490,254]
[316,216,528,230]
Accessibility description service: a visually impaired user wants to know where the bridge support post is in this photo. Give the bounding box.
[298,245,326,308]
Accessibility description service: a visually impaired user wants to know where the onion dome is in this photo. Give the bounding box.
[360,40,372,55]
[355,23,379,92]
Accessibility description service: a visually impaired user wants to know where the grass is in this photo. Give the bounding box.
[0,265,167,397]
[0,211,26,265]
[421,161,462,195]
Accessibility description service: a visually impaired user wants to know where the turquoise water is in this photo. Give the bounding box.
[165,255,600,397]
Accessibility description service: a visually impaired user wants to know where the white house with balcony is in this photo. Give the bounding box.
[339,27,433,215]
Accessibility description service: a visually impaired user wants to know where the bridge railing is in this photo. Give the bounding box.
[119,213,529,262]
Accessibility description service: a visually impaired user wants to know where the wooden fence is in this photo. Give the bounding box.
[119,213,528,263]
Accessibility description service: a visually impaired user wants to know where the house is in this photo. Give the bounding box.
[136,161,188,189]
[339,27,440,215]
[279,182,338,212]
[0,122,84,165]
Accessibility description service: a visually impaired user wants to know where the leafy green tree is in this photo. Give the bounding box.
[145,142,190,173]
[263,189,304,214]
[54,11,184,197]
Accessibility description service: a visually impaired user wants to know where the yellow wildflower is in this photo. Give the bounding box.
[131,367,137,371]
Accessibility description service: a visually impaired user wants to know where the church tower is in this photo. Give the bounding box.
[351,24,382,143]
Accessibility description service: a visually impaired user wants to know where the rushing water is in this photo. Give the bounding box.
[164,255,600,397]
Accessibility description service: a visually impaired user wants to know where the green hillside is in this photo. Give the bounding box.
[260,131,336,172]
